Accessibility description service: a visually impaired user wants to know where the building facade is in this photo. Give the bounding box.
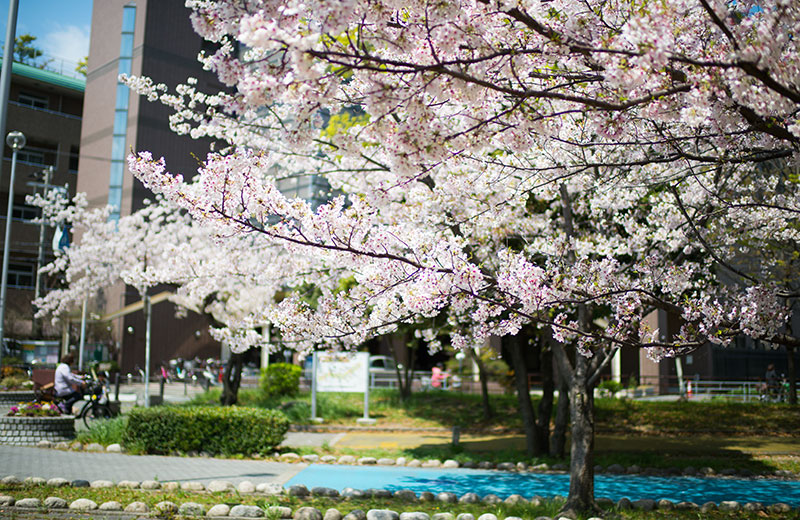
[79,0,222,373]
[0,60,83,362]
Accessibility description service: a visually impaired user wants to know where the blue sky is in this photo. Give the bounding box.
[0,0,92,71]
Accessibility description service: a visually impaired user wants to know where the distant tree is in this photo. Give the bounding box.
[76,56,87,77]
[14,34,44,65]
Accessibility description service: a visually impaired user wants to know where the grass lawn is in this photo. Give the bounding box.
[187,387,800,435]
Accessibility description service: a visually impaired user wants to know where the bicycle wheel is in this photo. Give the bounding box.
[82,403,113,429]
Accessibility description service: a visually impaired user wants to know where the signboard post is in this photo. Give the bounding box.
[310,352,375,424]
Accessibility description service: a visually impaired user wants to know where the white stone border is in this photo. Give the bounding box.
[0,472,797,519]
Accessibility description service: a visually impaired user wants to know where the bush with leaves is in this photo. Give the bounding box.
[260,363,301,398]
[122,406,289,455]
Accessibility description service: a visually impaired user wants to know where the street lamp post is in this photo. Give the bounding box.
[0,130,26,367]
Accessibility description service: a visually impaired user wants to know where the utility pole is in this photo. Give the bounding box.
[0,0,20,369]
[32,166,53,337]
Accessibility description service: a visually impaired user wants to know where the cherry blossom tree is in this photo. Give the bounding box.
[117,0,799,513]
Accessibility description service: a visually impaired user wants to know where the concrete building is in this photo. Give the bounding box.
[79,0,222,373]
[0,60,83,362]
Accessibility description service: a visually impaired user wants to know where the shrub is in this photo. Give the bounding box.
[0,374,33,391]
[77,416,127,445]
[599,379,624,398]
[260,363,301,397]
[122,406,289,455]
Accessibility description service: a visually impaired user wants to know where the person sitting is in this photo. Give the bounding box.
[431,363,450,389]
[54,352,85,414]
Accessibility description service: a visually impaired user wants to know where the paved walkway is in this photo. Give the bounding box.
[0,445,306,485]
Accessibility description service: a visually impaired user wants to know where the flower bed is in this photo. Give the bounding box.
[0,415,75,446]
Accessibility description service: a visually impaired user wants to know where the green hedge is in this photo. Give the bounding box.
[260,363,301,397]
[122,406,290,455]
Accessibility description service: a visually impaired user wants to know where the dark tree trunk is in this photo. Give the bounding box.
[508,333,539,456]
[391,336,418,401]
[220,352,244,406]
[550,372,569,458]
[563,361,596,516]
[536,344,554,456]
[787,345,797,405]
[468,347,493,419]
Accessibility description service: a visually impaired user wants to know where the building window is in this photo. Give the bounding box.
[7,264,34,289]
[17,149,46,166]
[11,204,40,222]
[18,92,49,110]
[69,146,79,172]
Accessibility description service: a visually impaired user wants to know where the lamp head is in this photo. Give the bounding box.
[6,131,25,150]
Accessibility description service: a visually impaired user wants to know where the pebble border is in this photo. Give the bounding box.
[0,441,797,519]
[0,473,795,519]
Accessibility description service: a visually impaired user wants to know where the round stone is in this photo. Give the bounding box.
[393,489,417,501]
[400,513,430,520]
[358,457,377,465]
[477,514,497,520]
[269,506,294,519]
[43,496,67,509]
[124,502,150,513]
[230,504,265,517]
[208,503,231,517]
[24,477,46,486]
[46,477,69,487]
[181,481,205,491]
[0,496,14,507]
[324,508,343,520]
[69,498,98,510]
[179,502,207,516]
[459,493,479,504]
[295,506,323,520]
[99,501,124,511]
[406,459,422,467]
[281,452,300,461]
[456,515,475,520]
[338,455,357,464]
[302,454,320,463]
[15,498,41,508]
[312,487,339,497]
[238,480,256,493]
[442,460,459,468]
[90,479,114,488]
[85,443,104,452]
[106,443,123,453]
[288,484,310,496]
[343,510,366,520]
[256,482,283,495]
[207,480,235,493]
[0,476,20,486]
[435,492,457,503]
[140,480,161,490]
[366,510,400,520]
[118,480,140,489]
[155,501,179,514]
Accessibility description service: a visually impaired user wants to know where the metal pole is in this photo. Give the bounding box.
[78,297,87,371]
[363,355,370,421]
[33,166,53,316]
[0,0,20,369]
[144,293,152,407]
[311,351,318,421]
[0,131,24,368]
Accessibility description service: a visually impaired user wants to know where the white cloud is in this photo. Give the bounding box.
[39,24,90,67]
